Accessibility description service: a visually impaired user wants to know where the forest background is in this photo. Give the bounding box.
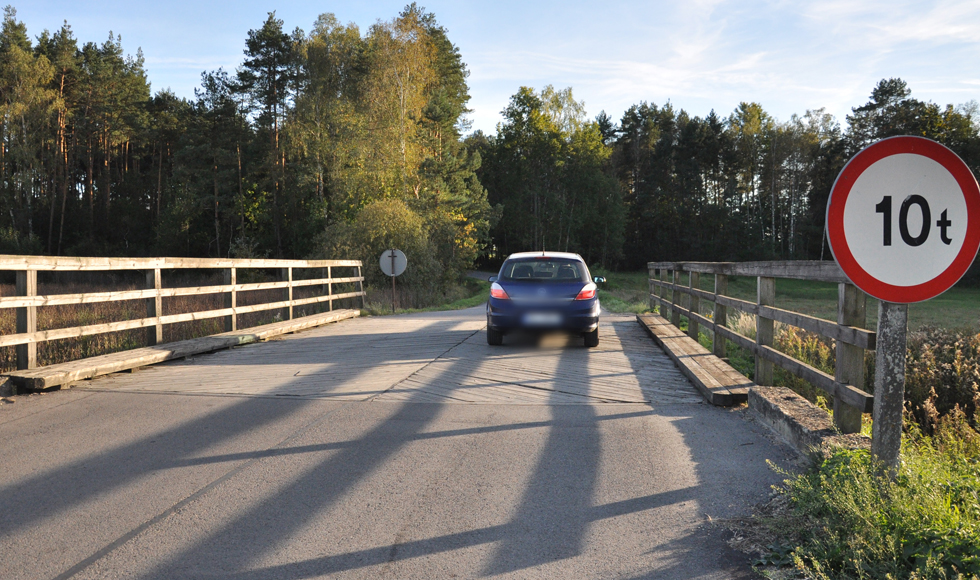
[4,4,980,296]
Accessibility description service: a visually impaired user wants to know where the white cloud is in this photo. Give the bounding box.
[464,0,980,134]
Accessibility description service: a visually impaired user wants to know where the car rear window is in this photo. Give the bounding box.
[499,258,589,282]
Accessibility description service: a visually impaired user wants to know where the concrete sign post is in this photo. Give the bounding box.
[379,249,407,314]
[827,136,980,469]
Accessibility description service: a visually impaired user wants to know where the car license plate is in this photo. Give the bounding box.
[523,312,562,326]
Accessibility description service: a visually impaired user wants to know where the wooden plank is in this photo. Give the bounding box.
[0,276,365,309]
[670,270,681,327]
[146,269,163,346]
[712,324,873,412]
[756,277,775,386]
[0,290,367,348]
[0,255,362,271]
[5,309,361,390]
[281,267,293,321]
[688,272,700,341]
[636,313,748,406]
[834,283,866,433]
[647,297,871,410]
[224,268,236,332]
[16,270,36,370]
[647,260,849,283]
[713,274,727,358]
[650,280,876,350]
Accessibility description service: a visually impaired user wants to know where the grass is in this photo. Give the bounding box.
[361,278,490,316]
[697,275,980,332]
[592,268,652,314]
[742,415,980,580]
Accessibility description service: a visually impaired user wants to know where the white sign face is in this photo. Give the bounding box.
[379,249,407,277]
[843,153,968,287]
[827,136,980,303]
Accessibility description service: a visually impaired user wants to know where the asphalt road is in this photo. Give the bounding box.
[0,306,794,579]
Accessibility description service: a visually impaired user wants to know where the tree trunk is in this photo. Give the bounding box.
[213,160,221,257]
[156,144,163,221]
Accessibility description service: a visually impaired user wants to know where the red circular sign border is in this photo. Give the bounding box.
[826,136,980,303]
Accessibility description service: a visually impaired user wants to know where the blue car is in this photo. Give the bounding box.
[486,252,605,347]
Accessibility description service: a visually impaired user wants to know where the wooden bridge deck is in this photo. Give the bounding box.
[81,307,704,406]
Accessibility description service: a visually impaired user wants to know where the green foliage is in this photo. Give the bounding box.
[4,0,980,308]
[589,268,651,314]
[318,198,439,288]
[480,86,624,266]
[0,5,489,284]
[361,278,489,315]
[758,419,980,579]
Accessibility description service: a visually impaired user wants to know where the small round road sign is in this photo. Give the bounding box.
[827,136,980,303]
[379,249,407,277]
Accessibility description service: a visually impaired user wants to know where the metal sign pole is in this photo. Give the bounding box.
[391,250,396,314]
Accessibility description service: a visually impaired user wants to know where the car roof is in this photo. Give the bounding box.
[506,251,584,261]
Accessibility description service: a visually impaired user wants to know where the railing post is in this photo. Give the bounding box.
[670,269,681,327]
[755,276,775,386]
[145,269,163,346]
[327,266,333,312]
[223,268,236,332]
[688,271,700,341]
[659,268,668,318]
[281,267,293,320]
[834,283,866,434]
[648,266,655,311]
[713,274,728,358]
[357,264,365,309]
[15,269,37,370]
[872,301,908,471]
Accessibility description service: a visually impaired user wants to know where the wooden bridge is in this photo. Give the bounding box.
[0,256,807,579]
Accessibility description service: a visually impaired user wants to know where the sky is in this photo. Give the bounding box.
[17,0,980,134]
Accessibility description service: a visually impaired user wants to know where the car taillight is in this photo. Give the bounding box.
[575,283,597,300]
[490,282,509,300]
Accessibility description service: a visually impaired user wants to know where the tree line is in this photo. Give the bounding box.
[3,4,980,286]
[0,4,490,289]
[474,79,980,271]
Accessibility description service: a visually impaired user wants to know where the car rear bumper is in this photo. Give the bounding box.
[487,299,599,333]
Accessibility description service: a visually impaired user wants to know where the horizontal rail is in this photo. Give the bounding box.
[0,277,365,309]
[0,290,366,347]
[649,279,876,349]
[648,260,849,283]
[0,256,366,374]
[649,292,873,412]
[0,255,361,272]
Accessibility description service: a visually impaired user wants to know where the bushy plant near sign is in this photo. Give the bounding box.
[744,416,980,580]
[906,328,980,434]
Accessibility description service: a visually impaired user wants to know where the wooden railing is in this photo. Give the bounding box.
[648,261,875,434]
[0,256,365,372]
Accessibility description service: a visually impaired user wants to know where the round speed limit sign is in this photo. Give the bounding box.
[827,136,980,303]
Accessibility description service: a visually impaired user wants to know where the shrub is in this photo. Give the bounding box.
[755,414,980,579]
[906,328,980,433]
[317,198,443,290]
[774,325,835,408]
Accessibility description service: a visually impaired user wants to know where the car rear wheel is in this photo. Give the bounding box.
[487,327,503,346]
[583,328,599,348]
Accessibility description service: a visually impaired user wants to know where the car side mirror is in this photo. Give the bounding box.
[594,276,606,284]
[488,276,497,283]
